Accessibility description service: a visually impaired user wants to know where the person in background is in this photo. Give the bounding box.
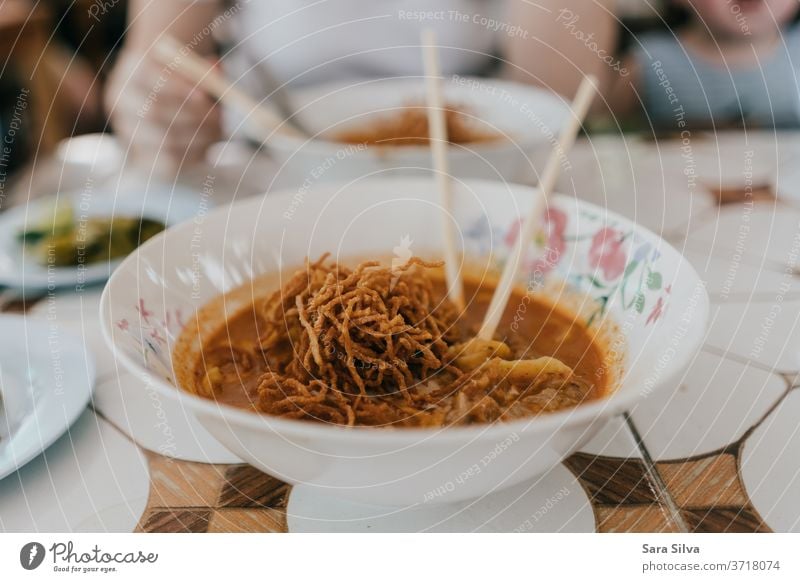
[105,0,623,170]
[0,0,117,180]
[512,0,800,129]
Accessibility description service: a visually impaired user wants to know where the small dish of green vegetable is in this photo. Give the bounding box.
[17,204,165,268]
[0,189,202,290]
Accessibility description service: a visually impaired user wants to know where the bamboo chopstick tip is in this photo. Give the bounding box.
[579,75,600,98]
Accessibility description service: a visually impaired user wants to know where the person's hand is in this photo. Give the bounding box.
[105,48,222,171]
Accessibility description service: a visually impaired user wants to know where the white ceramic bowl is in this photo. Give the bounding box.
[100,178,708,506]
[264,77,569,183]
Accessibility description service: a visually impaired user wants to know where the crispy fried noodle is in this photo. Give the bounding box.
[239,255,592,427]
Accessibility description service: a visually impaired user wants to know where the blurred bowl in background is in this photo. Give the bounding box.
[264,77,569,183]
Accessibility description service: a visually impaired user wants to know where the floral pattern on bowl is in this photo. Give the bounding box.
[465,205,671,330]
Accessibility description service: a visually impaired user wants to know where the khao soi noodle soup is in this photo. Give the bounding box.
[173,255,610,428]
[333,105,501,147]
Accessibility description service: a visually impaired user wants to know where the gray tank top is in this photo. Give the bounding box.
[633,29,800,128]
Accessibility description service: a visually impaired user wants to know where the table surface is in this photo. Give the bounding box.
[2,132,799,533]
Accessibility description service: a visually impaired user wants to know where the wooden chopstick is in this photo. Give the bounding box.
[477,75,598,341]
[421,29,465,311]
[151,35,305,141]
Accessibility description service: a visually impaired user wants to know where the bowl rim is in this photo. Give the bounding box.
[99,178,709,446]
[266,76,571,156]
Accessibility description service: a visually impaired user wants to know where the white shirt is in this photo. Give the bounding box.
[225,0,507,90]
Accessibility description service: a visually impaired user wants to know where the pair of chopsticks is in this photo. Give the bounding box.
[421,29,597,339]
[151,35,307,140]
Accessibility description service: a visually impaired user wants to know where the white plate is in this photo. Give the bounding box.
[0,315,95,480]
[0,186,204,290]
